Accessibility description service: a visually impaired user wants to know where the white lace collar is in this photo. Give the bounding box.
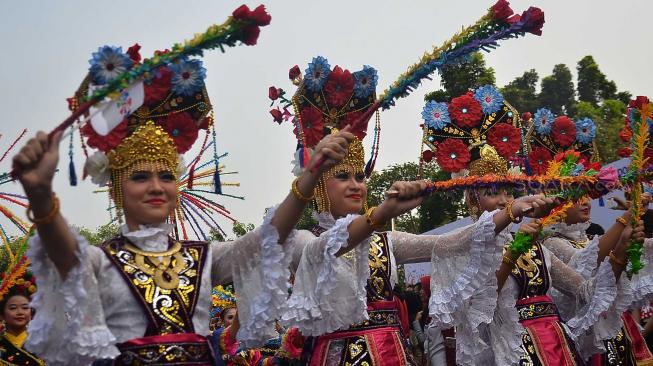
[120,222,174,252]
[313,212,337,230]
[545,221,591,241]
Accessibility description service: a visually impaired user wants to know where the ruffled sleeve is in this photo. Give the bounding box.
[212,205,297,348]
[25,226,119,365]
[427,209,504,327]
[281,214,370,336]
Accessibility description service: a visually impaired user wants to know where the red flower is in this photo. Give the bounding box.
[81,119,128,153]
[491,0,514,21]
[127,43,141,63]
[619,127,632,142]
[340,111,367,139]
[507,14,521,24]
[289,65,301,80]
[487,123,521,158]
[552,116,576,147]
[435,138,471,173]
[521,111,532,121]
[144,66,172,106]
[269,86,281,101]
[528,147,552,175]
[159,112,199,153]
[521,7,545,36]
[324,66,354,108]
[249,5,271,26]
[618,147,632,157]
[232,5,251,20]
[422,149,435,163]
[448,93,483,128]
[629,96,650,109]
[241,25,261,46]
[295,106,325,147]
[270,108,283,124]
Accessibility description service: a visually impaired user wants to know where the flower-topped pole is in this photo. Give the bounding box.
[12,4,271,178]
[625,97,653,273]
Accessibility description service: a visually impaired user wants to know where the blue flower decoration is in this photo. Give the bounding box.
[304,56,331,92]
[533,108,555,135]
[169,59,207,96]
[421,101,451,130]
[89,46,134,85]
[575,118,596,144]
[571,163,585,177]
[352,65,378,98]
[473,85,504,114]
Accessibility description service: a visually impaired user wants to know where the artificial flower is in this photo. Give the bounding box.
[232,4,271,26]
[422,101,451,130]
[552,116,576,147]
[144,66,173,105]
[295,106,325,147]
[491,0,514,21]
[598,166,618,188]
[506,14,521,24]
[269,86,281,100]
[324,66,354,108]
[619,127,632,142]
[533,108,555,135]
[474,85,504,114]
[487,123,521,158]
[352,65,378,98]
[304,56,331,92]
[435,138,471,173]
[575,118,596,144]
[241,24,261,46]
[528,147,552,175]
[84,151,111,186]
[289,65,301,80]
[282,108,293,122]
[618,147,632,157]
[422,149,435,163]
[89,45,134,85]
[160,112,199,153]
[448,93,483,128]
[270,108,283,124]
[126,43,141,63]
[521,111,532,121]
[169,59,206,96]
[629,96,650,109]
[521,6,545,36]
[81,119,128,153]
[340,111,367,139]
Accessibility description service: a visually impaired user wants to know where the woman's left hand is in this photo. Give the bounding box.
[513,194,559,219]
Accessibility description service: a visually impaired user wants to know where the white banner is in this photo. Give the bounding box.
[90,81,144,136]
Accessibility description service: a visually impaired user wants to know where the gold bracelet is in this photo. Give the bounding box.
[609,250,626,266]
[502,254,515,265]
[26,195,60,225]
[364,206,387,231]
[616,216,628,226]
[505,200,522,224]
[291,177,314,202]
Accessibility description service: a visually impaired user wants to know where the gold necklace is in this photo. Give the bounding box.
[124,241,185,290]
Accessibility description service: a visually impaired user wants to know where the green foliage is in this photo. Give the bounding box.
[538,64,575,115]
[232,222,255,238]
[500,69,539,113]
[0,236,27,273]
[424,89,450,103]
[76,222,120,246]
[296,205,318,231]
[439,52,496,97]
[577,55,621,106]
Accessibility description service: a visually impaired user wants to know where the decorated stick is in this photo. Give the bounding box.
[12,4,271,176]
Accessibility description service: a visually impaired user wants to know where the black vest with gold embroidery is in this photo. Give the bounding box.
[102,236,208,336]
[509,241,550,299]
[0,335,45,366]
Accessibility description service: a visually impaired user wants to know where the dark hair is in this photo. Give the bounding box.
[644,209,653,238]
[404,291,423,324]
[0,293,31,315]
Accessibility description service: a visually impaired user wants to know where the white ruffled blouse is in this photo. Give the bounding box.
[26,206,295,365]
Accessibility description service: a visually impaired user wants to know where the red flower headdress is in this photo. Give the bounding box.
[420,85,521,175]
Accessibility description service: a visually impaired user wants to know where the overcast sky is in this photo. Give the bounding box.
[1,0,651,235]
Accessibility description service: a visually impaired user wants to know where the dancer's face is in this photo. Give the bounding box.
[565,197,592,224]
[326,169,367,218]
[222,308,237,327]
[121,163,178,230]
[1,295,31,333]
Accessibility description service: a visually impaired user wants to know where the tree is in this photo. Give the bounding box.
[500,69,539,113]
[439,52,496,97]
[232,221,255,237]
[538,64,576,115]
[76,222,120,246]
[577,55,624,107]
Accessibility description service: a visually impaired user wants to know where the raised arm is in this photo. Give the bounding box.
[13,131,78,278]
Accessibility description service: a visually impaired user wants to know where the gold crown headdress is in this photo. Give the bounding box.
[270,57,380,213]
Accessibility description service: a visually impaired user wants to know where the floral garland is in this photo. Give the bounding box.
[0,227,36,302]
[626,97,653,273]
[378,0,544,110]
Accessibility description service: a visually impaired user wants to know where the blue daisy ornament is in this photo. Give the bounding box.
[89,46,134,85]
[169,59,207,96]
[304,56,331,92]
[575,118,596,144]
[422,101,451,130]
[352,65,378,98]
[533,108,555,135]
[474,85,504,114]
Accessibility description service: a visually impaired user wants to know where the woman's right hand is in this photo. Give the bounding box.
[374,180,427,223]
[308,126,356,174]
[12,131,62,198]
